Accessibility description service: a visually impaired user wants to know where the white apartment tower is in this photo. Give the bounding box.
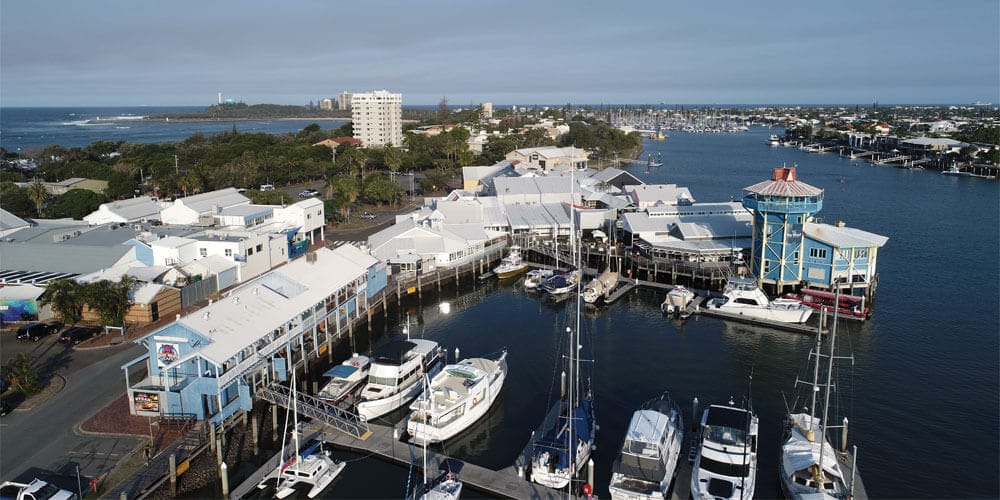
[351,90,403,147]
[337,91,352,110]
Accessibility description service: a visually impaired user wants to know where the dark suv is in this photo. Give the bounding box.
[16,322,52,341]
[59,326,99,345]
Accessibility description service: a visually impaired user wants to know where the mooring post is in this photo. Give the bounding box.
[271,404,278,439]
[251,414,259,455]
[209,422,216,452]
[168,453,177,496]
[220,462,230,499]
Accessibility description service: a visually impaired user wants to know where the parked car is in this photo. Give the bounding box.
[0,377,9,393]
[16,323,52,342]
[298,188,319,197]
[360,212,377,220]
[59,326,99,345]
[0,399,9,417]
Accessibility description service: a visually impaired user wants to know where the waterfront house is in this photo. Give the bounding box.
[121,245,387,424]
[624,184,696,210]
[801,221,889,296]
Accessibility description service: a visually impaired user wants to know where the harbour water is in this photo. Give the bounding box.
[2,109,996,498]
[277,129,996,499]
[0,106,347,152]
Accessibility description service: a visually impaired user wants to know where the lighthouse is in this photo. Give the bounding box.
[741,166,823,294]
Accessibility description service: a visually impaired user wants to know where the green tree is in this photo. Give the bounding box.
[26,180,49,216]
[324,175,360,220]
[38,279,87,325]
[362,174,404,206]
[83,276,136,328]
[437,97,450,125]
[44,189,109,219]
[383,146,403,173]
[0,182,35,217]
[2,353,41,396]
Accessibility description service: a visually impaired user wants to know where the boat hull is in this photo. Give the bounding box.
[495,264,529,279]
[358,361,443,420]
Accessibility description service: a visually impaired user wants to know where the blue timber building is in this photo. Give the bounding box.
[742,167,888,296]
[121,245,387,424]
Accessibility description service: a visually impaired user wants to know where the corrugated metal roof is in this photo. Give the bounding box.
[804,222,889,248]
[743,167,823,196]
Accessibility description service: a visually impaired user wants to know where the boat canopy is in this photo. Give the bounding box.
[533,400,594,469]
[323,364,360,379]
[372,341,418,365]
[615,451,666,484]
[626,409,673,445]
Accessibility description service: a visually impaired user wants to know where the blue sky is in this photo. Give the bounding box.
[2,0,997,106]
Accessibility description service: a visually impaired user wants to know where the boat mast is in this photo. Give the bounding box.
[816,287,841,491]
[291,362,301,474]
[807,311,823,437]
[567,164,577,499]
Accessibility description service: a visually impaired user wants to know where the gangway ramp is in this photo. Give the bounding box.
[256,383,371,439]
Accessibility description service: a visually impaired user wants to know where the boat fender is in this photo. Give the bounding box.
[351,361,360,367]
[472,396,479,405]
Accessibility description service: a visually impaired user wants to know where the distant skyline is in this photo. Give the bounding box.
[2,0,998,107]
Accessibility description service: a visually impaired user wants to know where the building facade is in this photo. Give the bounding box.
[121,245,387,424]
[351,90,402,147]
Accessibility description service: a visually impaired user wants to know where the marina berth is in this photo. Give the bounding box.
[523,268,554,290]
[609,393,684,500]
[582,268,619,304]
[541,269,581,295]
[709,276,813,324]
[691,403,759,500]
[357,339,445,421]
[407,350,508,444]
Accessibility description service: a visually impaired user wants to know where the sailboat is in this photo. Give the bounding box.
[779,292,859,499]
[530,176,596,490]
[257,370,345,498]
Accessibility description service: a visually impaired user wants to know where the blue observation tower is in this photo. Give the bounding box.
[741,167,823,293]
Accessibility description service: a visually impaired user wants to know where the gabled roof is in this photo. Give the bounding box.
[84,196,162,224]
[173,188,250,214]
[0,208,30,232]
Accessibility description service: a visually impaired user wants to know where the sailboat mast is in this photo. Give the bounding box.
[817,287,841,490]
[808,311,823,434]
[291,364,300,473]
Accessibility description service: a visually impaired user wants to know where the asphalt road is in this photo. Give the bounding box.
[0,332,145,488]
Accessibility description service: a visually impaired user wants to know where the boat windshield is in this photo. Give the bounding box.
[368,375,397,387]
[705,425,748,446]
[700,455,751,477]
[625,439,660,458]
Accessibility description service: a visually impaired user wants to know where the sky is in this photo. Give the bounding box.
[2,0,998,107]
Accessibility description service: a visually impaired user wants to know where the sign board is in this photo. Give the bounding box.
[133,391,160,413]
[156,342,180,368]
[176,458,190,476]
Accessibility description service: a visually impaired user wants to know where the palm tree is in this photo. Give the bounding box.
[2,353,41,395]
[38,279,86,325]
[83,276,136,330]
[26,180,49,216]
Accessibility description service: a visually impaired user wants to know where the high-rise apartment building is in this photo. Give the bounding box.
[337,91,353,111]
[351,90,402,148]
[319,98,334,110]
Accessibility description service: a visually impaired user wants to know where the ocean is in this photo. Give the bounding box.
[0,106,347,152]
[2,107,996,498]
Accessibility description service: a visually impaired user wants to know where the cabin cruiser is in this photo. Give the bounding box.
[609,393,684,500]
[357,340,445,421]
[661,286,696,318]
[317,354,370,405]
[691,404,758,500]
[407,351,508,444]
[769,134,781,146]
[709,277,813,324]
[494,245,529,279]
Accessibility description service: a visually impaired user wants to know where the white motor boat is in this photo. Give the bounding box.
[317,354,370,405]
[690,403,758,500]
[408,351,508,444]
[608,393,684,500]
[415,458,464,500]
[357,339,445,421]
[494,245,530,279]
[524,269,554,290]
[583,269,618,304]
[709,277,813,324]
[769,134,781,146]
[661,286,696,317]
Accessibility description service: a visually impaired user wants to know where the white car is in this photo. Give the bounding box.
[299,189,319,197]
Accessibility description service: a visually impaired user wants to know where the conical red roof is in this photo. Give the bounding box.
[744,167,823,197]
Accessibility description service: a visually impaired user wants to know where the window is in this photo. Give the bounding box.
[199,248,207,257]
[256,244,263,252]
[809,248,828,259]
[225,248,233,257]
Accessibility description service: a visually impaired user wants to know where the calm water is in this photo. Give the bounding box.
[282,129,996,499]
[5,110,995,497]
[0,107,346,152]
